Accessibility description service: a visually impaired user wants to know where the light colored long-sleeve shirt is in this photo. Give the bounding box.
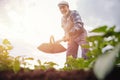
[61,10,86,39]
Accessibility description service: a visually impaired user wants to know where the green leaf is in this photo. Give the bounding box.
[24,57,34,60]
[103,26,116,37]
[2,39,11,45]
[90,25,107,33]
[94,43,120,80]
[13,59,20,73]
[107,25,116,32]
[87,35,102,42]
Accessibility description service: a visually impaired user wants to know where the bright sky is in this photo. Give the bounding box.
[0,0,78,68]
[0,0,77,46]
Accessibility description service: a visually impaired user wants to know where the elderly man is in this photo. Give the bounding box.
[58,1,89,59]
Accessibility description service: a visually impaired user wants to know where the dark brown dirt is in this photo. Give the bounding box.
[0,67,120,80]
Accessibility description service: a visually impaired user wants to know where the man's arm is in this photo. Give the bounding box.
[69,10,84,33]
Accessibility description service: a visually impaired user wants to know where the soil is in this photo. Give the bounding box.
[0,67,120,80]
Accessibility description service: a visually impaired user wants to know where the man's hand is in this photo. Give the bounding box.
[62,35,69,42]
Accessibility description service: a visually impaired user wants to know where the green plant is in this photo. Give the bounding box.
[0,39,20,73]
[62,25,120,71]
[34,60,58,70]
[87,25,120,58]
[62,56,94,71]
[94,43,120,80]
[0,25,119,75]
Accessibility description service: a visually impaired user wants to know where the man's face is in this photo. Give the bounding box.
[59,5,69,16]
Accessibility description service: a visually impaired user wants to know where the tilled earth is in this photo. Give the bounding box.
[0,67,120,80]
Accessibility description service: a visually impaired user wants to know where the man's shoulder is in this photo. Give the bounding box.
[70,10,82,22]
[70,10,80,18]
[70,10,79,15]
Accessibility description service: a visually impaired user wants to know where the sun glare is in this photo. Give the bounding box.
[0,0,77,46]
[0,0,78,68]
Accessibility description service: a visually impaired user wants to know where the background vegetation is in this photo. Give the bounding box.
[0,25,120,79]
